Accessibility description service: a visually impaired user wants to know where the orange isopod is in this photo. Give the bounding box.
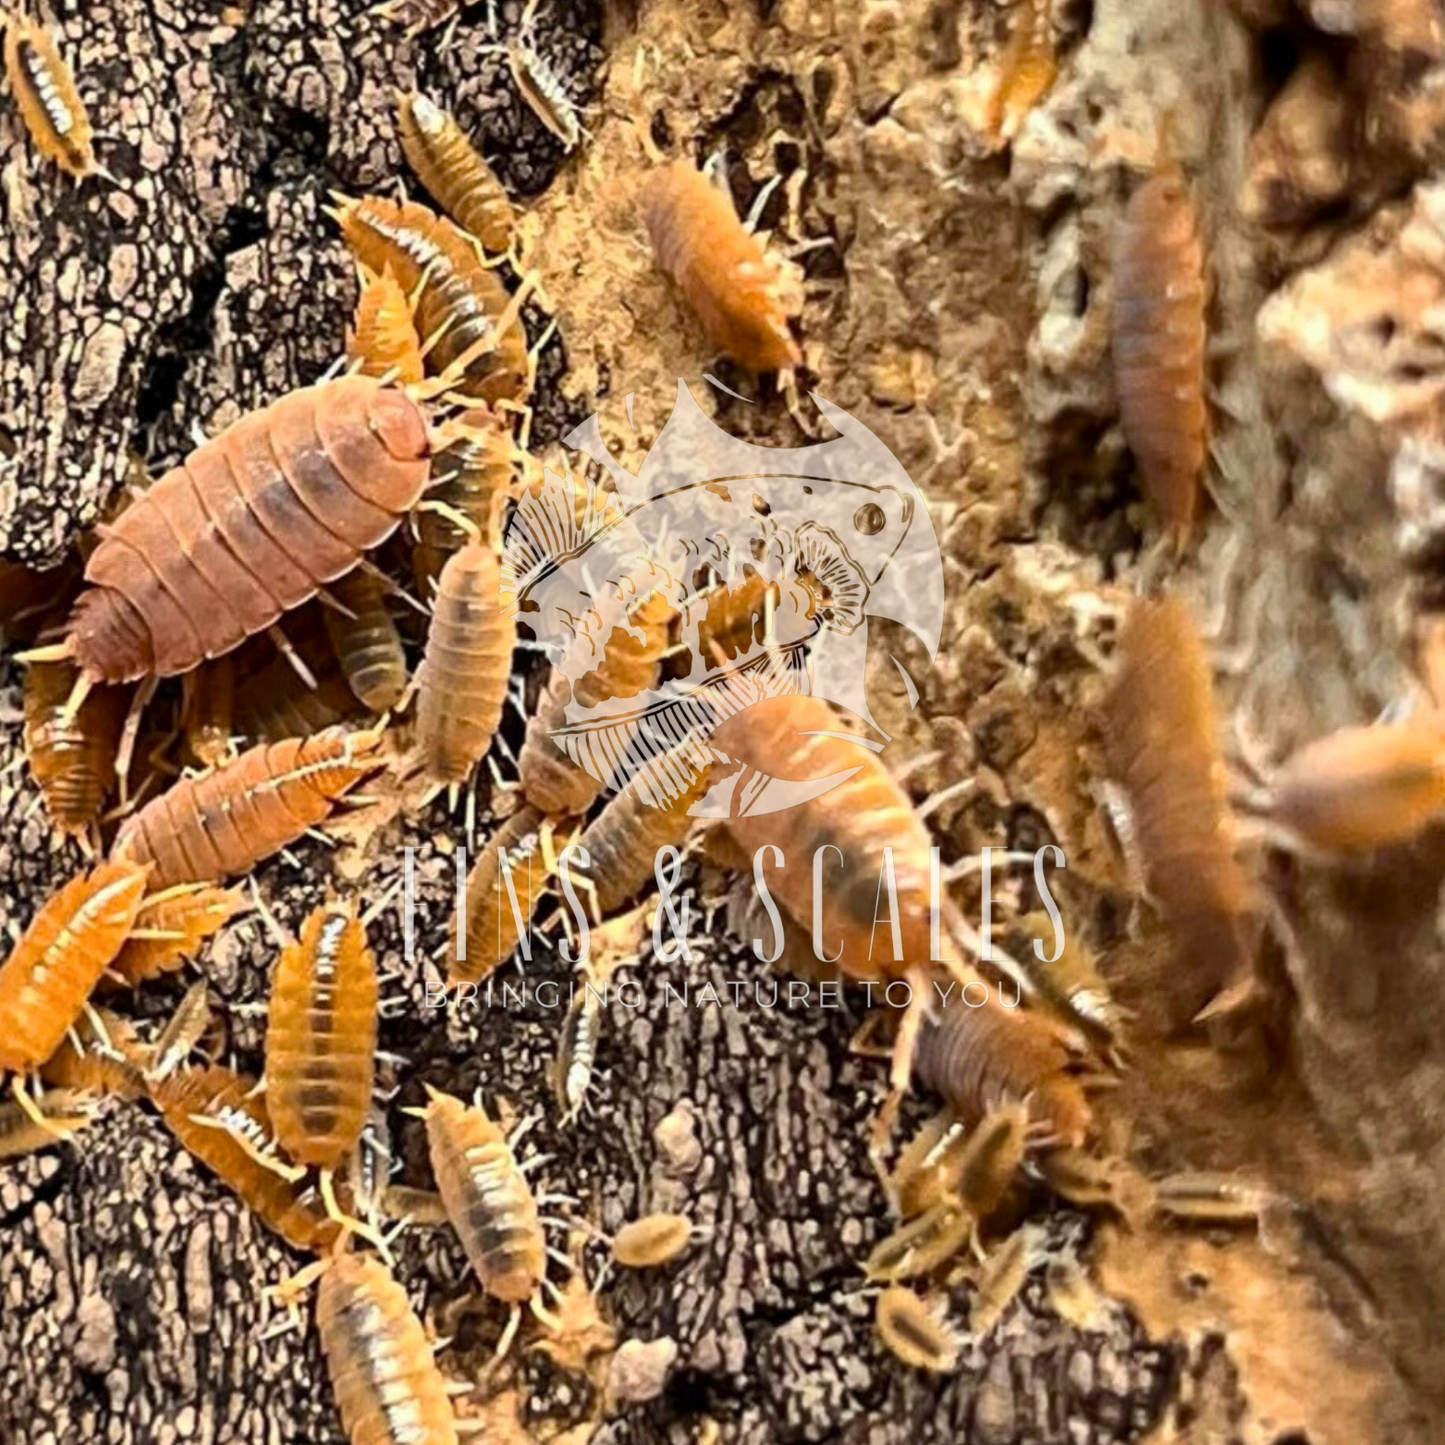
[1265,721,1445,853]
[456,804,550,984]
[3,14,96,178]
[1112,155,1208,553]
[914,997,1091,1149]
[397,92,515,254]
[413,407,517,591]
[984,0,1057,140]
[151,1065,342,1252]
[574,757,711,919]
[264,904,378,1171]
[334,195,529,404]
[346,265,425,386]
[316,1252,459,1445]
[1102,594,1250,1022]
[710,693,933,981]
[416,541,512,784]
[0,859,149,1074]
[420,1086,546,1304]
[641,160,801,373]
[323,569,409,713]
[22,655,127,838]
[112,726,383,889]
[518,589,675,816]
[109,882,245,985]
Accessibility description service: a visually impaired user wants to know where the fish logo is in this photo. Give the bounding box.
[501,382,945,817]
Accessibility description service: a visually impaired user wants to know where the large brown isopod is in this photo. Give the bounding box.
[112,726,383,889]
[0,859,149,1075]
[416,541,512,783]
[52,376,431,684]
[641,160,801,373]
[1112,158,1208,552]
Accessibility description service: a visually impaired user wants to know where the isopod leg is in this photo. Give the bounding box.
[319,1167,394,1260]
[11,1075,77,1143]
[114,676,159,809]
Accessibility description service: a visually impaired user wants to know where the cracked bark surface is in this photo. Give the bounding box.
[2,0,1442,1442]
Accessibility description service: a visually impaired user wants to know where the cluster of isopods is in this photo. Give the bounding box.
[6,0,1431,1435]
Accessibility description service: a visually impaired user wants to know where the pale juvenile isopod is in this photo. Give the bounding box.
[317,1251,459,1445]
[1112,150,1208,552]
[864,1199,975,1282]
[1151,1170,1275,1222]
[323,569,409,713]
[612,1212,695,1268]
[397,92,516,254]
[893,1102,1031,1223]
[346,264,425,386]
[1010,909,1127,1050]
[875,1285,960,1373]
[3,13,96,177]
[969,1223,1044,1336]
[641,160,801,373]
[416,541,512,784]
[49,377,432,684]
[0,859,149,1075]
[144,980,215,1084]
[112,726,383,889]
